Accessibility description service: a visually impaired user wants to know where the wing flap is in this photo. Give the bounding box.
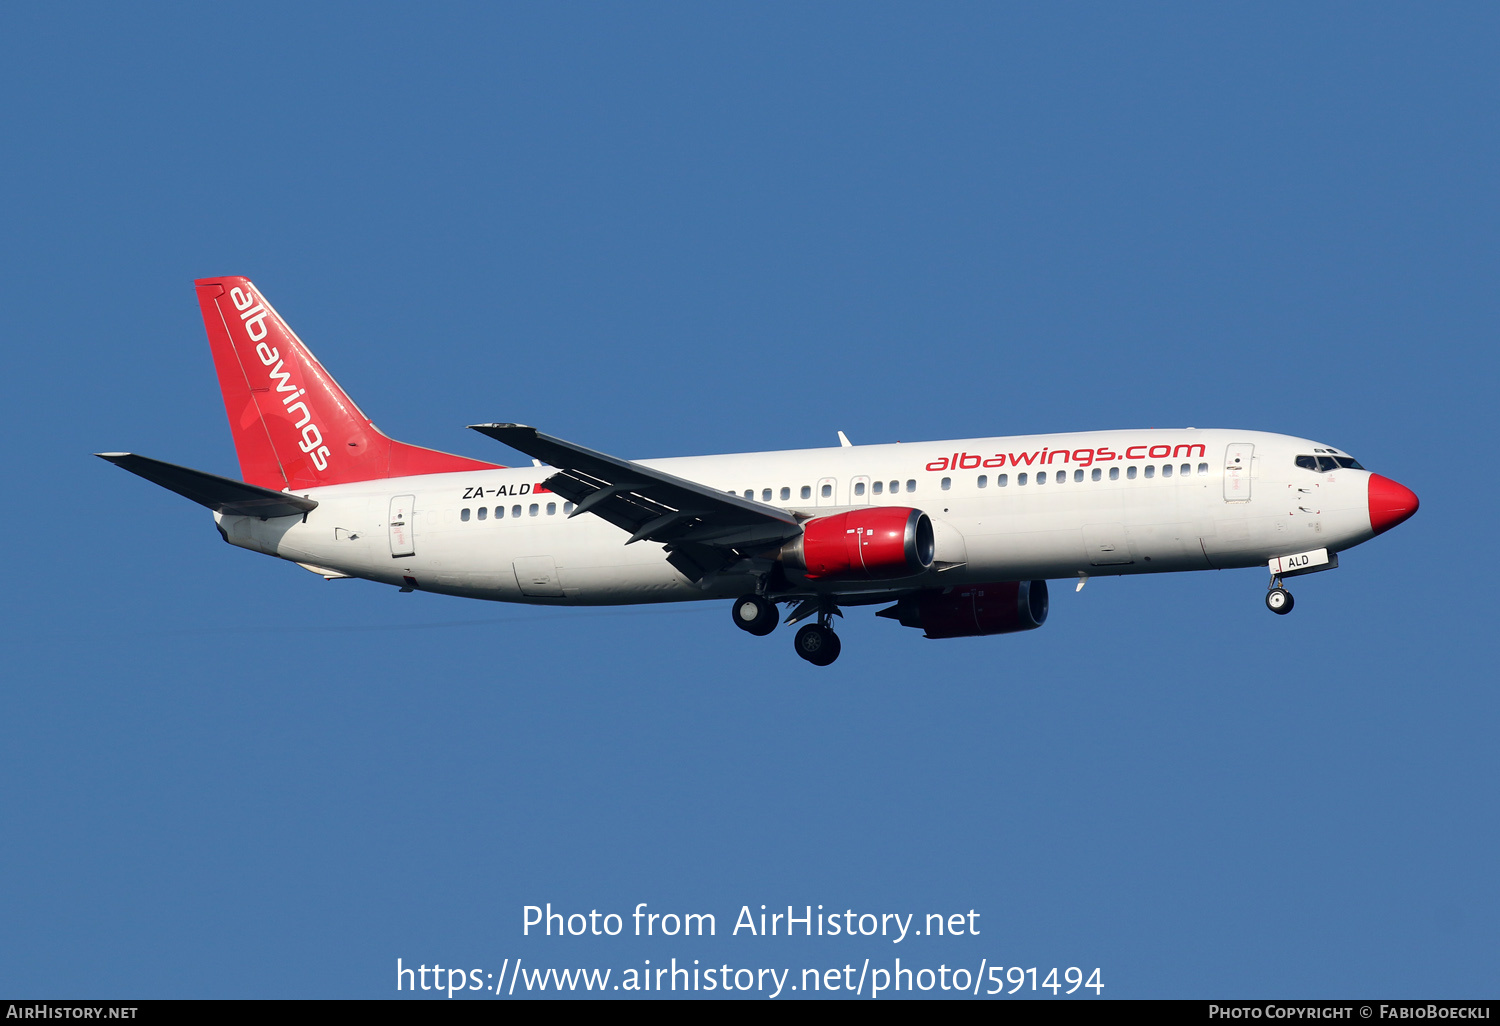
[468,424,802,579]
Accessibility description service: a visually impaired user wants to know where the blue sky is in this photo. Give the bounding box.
[2,3,1495,999]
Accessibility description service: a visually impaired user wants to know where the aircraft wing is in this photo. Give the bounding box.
[468,424,802,581]
[97,452,319,519]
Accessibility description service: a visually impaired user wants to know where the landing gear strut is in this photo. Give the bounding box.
[1265,577,1294,615]
[750,595,842,665]
[731,594,778,636]
[788,599,842,666]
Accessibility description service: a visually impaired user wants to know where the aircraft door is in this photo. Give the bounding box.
[850,476,871,504]
[388,494,416,557]
[816,476,838,506]
[1223,444,1254,502]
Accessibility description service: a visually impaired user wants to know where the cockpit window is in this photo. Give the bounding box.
[1297,454,1365,472]
[1296,456,1368,474]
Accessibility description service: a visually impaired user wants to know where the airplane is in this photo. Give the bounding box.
[98,276,1420,666]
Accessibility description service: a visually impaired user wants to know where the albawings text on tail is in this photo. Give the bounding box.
[230,285,332,472]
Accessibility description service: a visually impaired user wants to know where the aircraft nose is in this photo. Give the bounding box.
[1368,474,1419,535]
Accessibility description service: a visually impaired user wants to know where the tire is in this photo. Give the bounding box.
[1266,588,1294,615]
[794,624,841,666]
[732,594,778,636]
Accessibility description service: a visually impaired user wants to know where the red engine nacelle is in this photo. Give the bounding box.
[782,507,935,580]
[877,580,1049,638]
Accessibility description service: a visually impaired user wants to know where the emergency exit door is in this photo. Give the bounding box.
[388,495,416,557]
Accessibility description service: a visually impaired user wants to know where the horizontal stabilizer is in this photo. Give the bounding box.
[95,453,318,519]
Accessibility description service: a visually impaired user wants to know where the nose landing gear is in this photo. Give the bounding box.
[1265,577,1294,615]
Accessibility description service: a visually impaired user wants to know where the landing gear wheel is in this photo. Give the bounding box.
[794,623,841,666]
[731,594,778,636]
[1266,587,1294,615]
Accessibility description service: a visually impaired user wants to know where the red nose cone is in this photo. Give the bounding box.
[1368,474,1419,536]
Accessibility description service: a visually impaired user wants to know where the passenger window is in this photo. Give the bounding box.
[1181,464,1191,477]
[1074,469,1084,482]
[998,474,1008,487]
[854,481,866,496]
[780,487,791,500]
[460,508,471,522]
[1127,467,1138,480]
[977,475,987,488]
[820,483,832,498]
[906,480,916,493]
[547,502,557,515]
[1037,471,1046,485]
[1198,463,1209,475]
[529,503,539,516]
[1091,468,1101,481]
[801,486,812,500]
[1145,466,1156,478]
[872,481,884,495]
[512,505,522,518]
[1162,464,1173,478]
[762,489,772,502]
[495,506,505,518]
[941,477,951,491]
[477,507,487,521]
[890,480,900,494]
[744,489,753,499]
[1018,473,1028,486]
[1109,467,1119,480]
[563,502,574,514]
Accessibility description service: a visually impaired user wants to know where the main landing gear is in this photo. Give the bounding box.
[793,622,841,666]
[731,593,843,665]
[730,594,778,636]
[1265,577,1294,615]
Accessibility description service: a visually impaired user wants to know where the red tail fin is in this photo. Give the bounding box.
[195,276,501,490]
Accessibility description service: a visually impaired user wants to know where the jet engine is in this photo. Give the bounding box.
[781,507,935,580]
[877,580,1049,638]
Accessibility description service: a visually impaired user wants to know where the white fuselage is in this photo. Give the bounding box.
[216,429,1378,604]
